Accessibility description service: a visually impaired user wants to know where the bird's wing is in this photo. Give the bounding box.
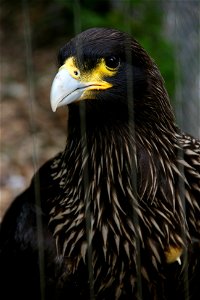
[176,132,200,236]
[0,152,63,299]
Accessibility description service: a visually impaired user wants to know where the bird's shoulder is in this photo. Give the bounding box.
[0,152,63,244]
[178,132,200,158]
[177,132,200,174]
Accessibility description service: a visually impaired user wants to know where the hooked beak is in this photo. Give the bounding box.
[50,69,88,112]
[50,57,113,112]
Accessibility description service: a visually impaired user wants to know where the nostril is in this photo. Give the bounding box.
[74,70,79,76]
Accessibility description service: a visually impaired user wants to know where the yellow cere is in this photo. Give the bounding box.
[59,57,80,80]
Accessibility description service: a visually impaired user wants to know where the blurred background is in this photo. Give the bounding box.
[0,0,200,220]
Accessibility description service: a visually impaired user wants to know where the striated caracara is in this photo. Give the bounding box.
[0,28,200,300]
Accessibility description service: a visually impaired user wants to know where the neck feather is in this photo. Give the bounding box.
[48,110,189,296]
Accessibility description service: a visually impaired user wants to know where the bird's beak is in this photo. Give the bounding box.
[50,68,88,112]
[50,57,113,112]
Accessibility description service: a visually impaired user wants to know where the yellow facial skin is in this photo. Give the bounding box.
[50,55,120,111]
[59,56,116,100]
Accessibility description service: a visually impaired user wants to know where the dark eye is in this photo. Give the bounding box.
[105,56,120,69]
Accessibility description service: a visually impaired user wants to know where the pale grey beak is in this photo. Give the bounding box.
[50,69,87,112]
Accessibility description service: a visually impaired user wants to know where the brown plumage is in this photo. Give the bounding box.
[0,28,200,300]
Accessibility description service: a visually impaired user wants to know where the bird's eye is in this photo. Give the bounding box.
[105,56,120,69]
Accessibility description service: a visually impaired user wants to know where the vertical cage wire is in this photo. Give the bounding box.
[13,1,199,299]
[164,0,200,138]
[21,0,45,298]
[73,1,95,298]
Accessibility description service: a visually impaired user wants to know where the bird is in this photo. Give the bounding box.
[0,27,200,300]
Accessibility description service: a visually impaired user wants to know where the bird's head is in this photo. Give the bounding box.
[50,27,175,127]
